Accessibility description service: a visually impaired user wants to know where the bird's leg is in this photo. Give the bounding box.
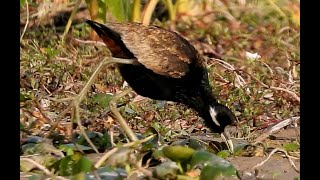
[47,57,137,152]
[76,57,136,103]
[110,88,138,142]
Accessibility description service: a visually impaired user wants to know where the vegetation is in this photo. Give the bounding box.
[20,0,300,179]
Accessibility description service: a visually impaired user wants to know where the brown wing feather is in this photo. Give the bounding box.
[106,22,201,78]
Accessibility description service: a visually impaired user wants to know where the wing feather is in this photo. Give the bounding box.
[106,23,200,78]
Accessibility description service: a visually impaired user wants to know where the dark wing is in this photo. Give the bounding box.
[107,22,200,78]
[86,20,202,78]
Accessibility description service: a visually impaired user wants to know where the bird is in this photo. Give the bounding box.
[85,19,237,151]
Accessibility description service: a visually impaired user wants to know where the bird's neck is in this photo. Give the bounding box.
[182,91,219,117]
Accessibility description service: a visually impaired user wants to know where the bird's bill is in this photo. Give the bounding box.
[221,132,234,154]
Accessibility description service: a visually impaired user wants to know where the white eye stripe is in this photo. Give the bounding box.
[209,106,221,126]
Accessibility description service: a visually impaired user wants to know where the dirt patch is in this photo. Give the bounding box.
[230,156,299,180]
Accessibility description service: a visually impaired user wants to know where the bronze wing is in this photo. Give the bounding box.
[105,22,201,78]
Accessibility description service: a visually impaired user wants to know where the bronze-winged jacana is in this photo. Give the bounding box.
[85,20,237,152]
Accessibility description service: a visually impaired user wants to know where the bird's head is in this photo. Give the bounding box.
[186,96,237,133]
[207,103,237,133]
[200,103,237,153]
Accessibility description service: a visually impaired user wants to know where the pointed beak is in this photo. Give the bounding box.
[221,132,234,154]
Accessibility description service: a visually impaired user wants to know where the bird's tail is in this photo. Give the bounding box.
[85,19,120,41]
[85,19,133,58]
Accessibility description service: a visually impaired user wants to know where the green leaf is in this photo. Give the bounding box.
[217,150,231,158]
[190,151,238,180]
[45,47,58,59]
[59,144,74,156]
[91,93,113,109]
[200,164,237,180]
[190,150,218,167]
[283,143,300,152]
[20,93,27,102]
[77,156,93,172]
[20,122,25,131]
[233,143,249,156]
[188,138,210,151]
[51,153,93,176]
[163,146,195,162]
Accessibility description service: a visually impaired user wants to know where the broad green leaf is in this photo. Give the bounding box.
[200,164,238,180]
[188,138,210,151]
[190,150,215,167]
[163,146,195,162]
[190,151,238,179]
[233,143,249,156]
[51,153,93,176]
[77,156,93,172]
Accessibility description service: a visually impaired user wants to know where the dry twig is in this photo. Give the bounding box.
[254,117,300,144]
[20,0,29,41]
[252,148,300,173]
[20,158,69,180]
[94,134,156,169]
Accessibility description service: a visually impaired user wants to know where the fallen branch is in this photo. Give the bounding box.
[20,158,69,180]
[252,148,300,173]
[254,117,300,144]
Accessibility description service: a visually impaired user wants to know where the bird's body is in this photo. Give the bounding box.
[86,20,236,134]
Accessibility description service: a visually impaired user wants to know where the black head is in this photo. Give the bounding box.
[202,103,237,134]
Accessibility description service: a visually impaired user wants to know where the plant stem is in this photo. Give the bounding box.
[132,0,141,22]
[141,0,159,26]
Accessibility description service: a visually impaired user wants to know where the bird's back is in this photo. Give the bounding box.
[90,21,206,79]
